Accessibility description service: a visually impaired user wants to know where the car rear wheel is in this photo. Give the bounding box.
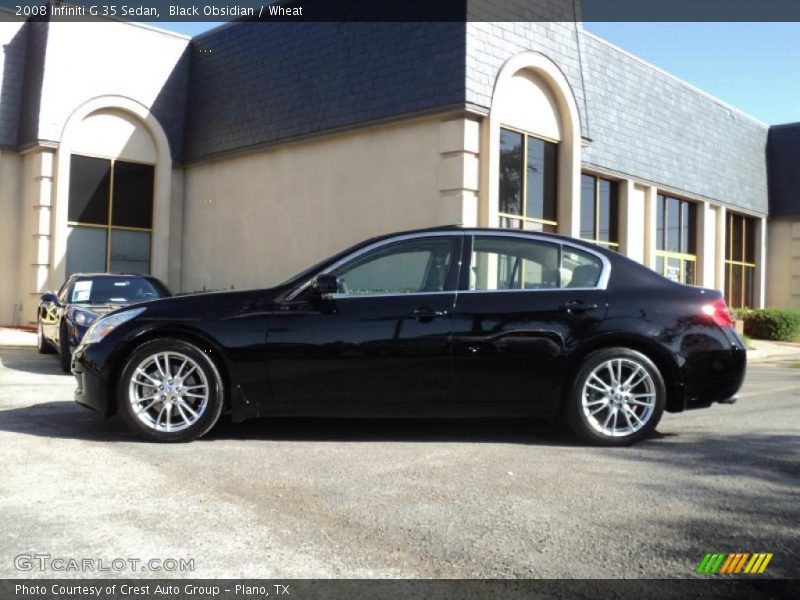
[37,322,55,354]
[565,347,665,446]
[118,338,224,442]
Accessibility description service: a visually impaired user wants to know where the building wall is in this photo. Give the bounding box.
[185,21,467,162]
[181,116,472,292]
[465,22,769,216]
[0,150,22,325]
[21,20,189,157]
[767,219,800,308]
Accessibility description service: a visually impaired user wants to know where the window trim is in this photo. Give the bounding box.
[654,193,697,285]
[498,125,559,232]
[458,231,611,293]
[580,173,619,248]
[286,231,611,301]
[67,153,156,274]
[725,212,757,309]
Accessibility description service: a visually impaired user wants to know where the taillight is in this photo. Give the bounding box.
[702,298,733,328]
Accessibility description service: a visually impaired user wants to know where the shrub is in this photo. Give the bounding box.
[740,308,800,342]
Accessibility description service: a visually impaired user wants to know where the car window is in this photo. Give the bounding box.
[57,279,73,303]
[69,277,168,305]
[470,236,560,290]
[561,248,603,288]
[330,237,456,296]
[469,236,604,291]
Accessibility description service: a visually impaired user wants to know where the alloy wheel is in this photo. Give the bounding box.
[128,351,210,433]
[581,357,656,437]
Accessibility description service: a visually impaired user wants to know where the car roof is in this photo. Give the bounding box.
[367,225,606,248]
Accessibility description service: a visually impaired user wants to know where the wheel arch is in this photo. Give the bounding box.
[106,326,232,416]
[564,333,684,413]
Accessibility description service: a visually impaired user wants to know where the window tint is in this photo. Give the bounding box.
[65,226,107,275]
[68,156,110,225]
[499,129,523,217]
[110,230,151,274]
[112,161,155,229]
[469,236,559,291]
[498,127,558,232]
[561,248,603,288]
[331,238,455,296]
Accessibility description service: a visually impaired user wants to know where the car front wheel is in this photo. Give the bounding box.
[565,347,666,446]
[118,339,224,442]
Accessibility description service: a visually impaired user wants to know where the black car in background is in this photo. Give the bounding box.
[71,227,746,445]
[38,273,170,372]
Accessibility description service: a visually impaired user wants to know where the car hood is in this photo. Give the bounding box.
[111,286,289,322]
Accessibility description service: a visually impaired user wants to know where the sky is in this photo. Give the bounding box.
[155,21,800,125]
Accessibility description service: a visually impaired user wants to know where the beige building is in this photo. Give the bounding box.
[0,16,792,327]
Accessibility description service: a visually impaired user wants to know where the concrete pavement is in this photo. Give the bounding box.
[0,341,797,579]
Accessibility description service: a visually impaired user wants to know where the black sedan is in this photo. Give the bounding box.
[38,273,170,372]
[72,227,746,445]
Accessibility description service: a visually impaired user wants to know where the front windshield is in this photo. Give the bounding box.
[69,277,169,305]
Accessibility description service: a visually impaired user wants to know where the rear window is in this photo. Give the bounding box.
[70,277,169,305]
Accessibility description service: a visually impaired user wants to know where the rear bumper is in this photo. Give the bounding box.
[72,344,111,415]
[682,340,746,410]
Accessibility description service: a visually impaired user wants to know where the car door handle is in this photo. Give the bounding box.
[413,306,449,318]
[559,300,598,313]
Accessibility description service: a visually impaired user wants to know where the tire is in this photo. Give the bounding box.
[564,347,666,446]
[58,323,72,373]
[37,321,55,354]
[117,338,224,442]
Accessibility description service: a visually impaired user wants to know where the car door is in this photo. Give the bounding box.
[264,233,463,415]
[451,233,608,412]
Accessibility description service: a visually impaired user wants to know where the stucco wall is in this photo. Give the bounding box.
[181,118,448,292]
[766,219,800,308]
[20,20,189,158]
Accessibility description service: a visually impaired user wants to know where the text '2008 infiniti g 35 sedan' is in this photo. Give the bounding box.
[71,227,746,445]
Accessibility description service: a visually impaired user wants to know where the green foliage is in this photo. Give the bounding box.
[739,308,800,342]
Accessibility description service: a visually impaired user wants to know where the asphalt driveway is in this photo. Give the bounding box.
[0,344,797,579]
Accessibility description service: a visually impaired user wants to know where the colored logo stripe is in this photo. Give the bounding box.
[696,553,773,574]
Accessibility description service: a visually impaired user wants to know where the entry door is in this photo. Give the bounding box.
[451,235,608,411]
[265,234,463,415]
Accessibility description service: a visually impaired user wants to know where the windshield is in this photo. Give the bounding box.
[69,277,169,305]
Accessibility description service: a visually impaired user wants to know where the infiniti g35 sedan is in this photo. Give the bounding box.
[72,227,746,445]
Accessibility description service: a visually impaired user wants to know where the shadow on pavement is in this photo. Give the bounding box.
[610,432,800,579]
[0,399,587,446]
[0,347,70,377]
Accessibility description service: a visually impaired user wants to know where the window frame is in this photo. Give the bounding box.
[654,193,697,285]
[498,125,559,232]
[67,153,156,274]
[287,233,465,301]
[458,232,611,293]
[725,212,757,309]
[580,173,619,249]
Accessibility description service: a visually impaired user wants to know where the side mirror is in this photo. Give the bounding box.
[40,292,58,304]
[310,274,339,296]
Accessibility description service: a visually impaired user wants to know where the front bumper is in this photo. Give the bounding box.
[72,344,111,415]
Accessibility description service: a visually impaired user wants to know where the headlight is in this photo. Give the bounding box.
[82,308,146,345]
[71,308,98,327]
